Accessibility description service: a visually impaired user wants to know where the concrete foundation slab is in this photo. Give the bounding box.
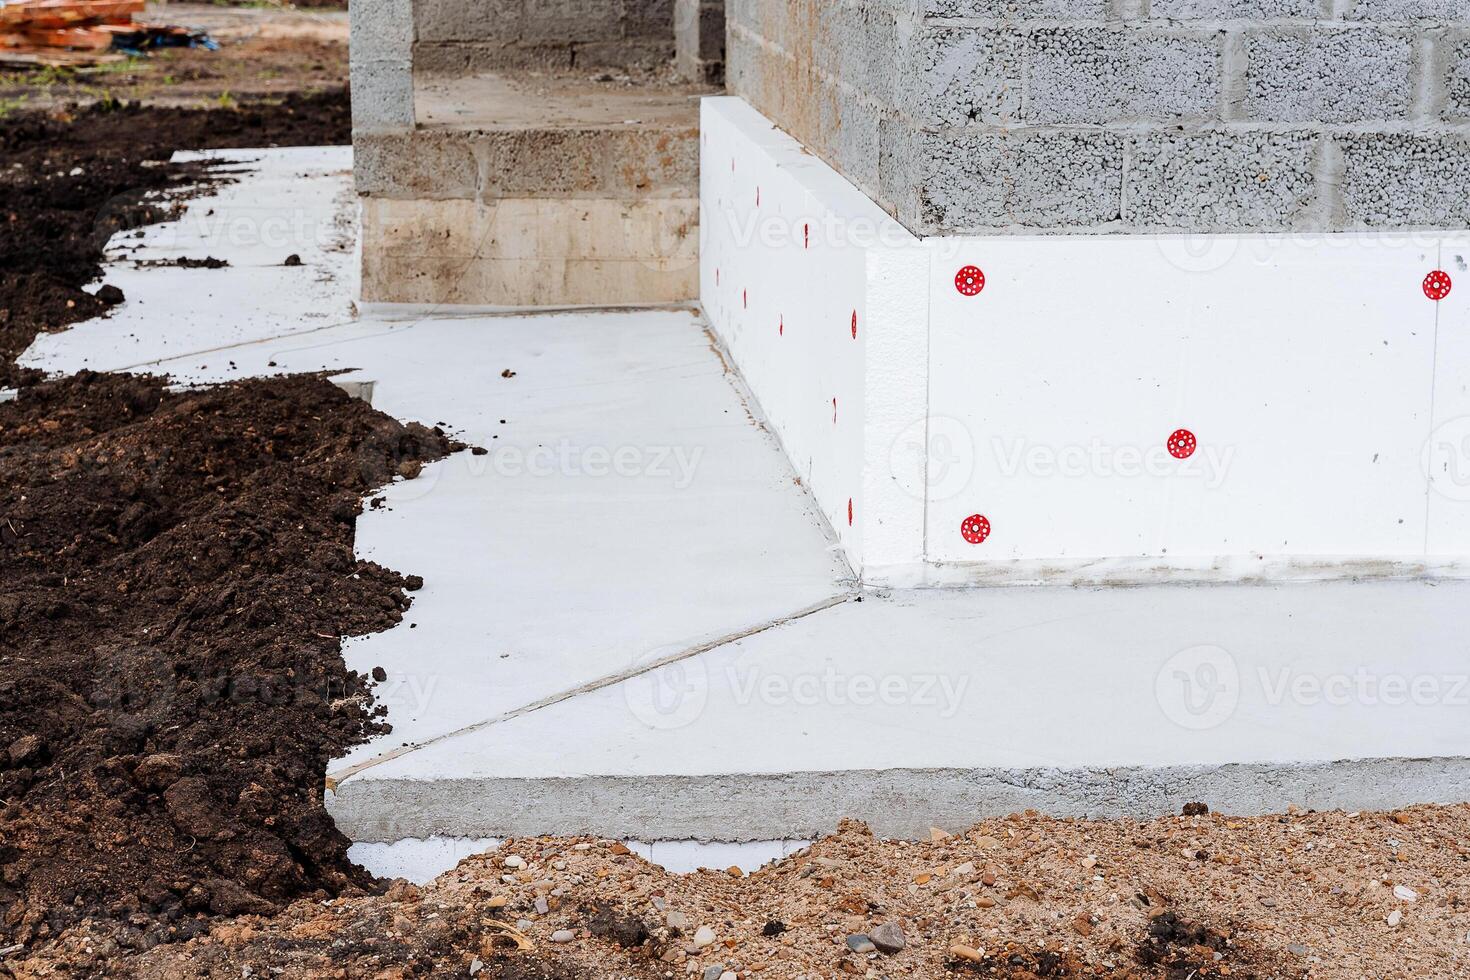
[26,147,1469,851]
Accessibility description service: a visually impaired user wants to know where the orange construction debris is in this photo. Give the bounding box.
[0,0,144,62]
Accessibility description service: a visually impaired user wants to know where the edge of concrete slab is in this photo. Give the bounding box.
[327,757,1470,843]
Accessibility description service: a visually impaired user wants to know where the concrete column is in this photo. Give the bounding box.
[351,0,416,133]
[675,0,725,84]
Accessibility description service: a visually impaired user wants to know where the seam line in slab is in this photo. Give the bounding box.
[326,592,858,789]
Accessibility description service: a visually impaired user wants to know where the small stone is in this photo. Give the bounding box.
[1071,914,1092,937]
[930,827,950,841]
[534,897,549,915]
[702,965,723,980]
[949,944,985,963]
[726,866,744,878]
[1393,884,1418,902]
[516,919,534,931]
[502,855,525,869]
[667,911,691,931]
[693,926,716,948]
[869,922,905,955]
[550,930,576,943]
[469,957,484,975]
[1387,909,1403,927]
[1286,944,1309,956]
[718,973,736,980]
[845,935,875,954]
[283,254,303,267]
[1182,802,1209,816]
[1259,897,1278,908]
[7,735,43,767]
[949,862,975,878]
[95,284,125,306]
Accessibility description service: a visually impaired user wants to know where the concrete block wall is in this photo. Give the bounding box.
[413,0,677,74]
[728,0,1470,235]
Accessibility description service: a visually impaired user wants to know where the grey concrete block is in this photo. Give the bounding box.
[922,0,1108,17]
[904,26,1022,127]
[1125,131,1318,228]
[623,0,676,38]
[1344,1,1470,18]
[676,0,725,79]
[1448,37,1470,118]
[1339,132,1470,226]
[917,130,1124,230]
[355,131,480,198]
[1244,29,1414,123]
[1151,0,1321,16]
[350,0,414,57]
[349,57,415,131]
[415,0,520,43]
[821,84,883,195]
[517,0,625,44]
[1025,27,1219,125]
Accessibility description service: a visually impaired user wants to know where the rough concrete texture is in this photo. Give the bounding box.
[1244,28,1415,122]
[675,0,725,84]
[356,126,698,201]
[328,759,1470,842]
[728,0,1470,234]
[414,0,675,73]
[358,197,698,305]
[1125,131,1319,228]
[1025,27,1219,125]
[349,0,416,131]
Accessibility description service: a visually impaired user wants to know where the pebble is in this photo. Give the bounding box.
[1387,910,1403,928]
[516,919,534,932]
[668,911,692,931]
[469,957,484,976]
[702,965,723,980]
[949,944,985,963]
[869,922,906,955]
[845,935,876,954]
[1287,944,1309,956]
[534,897,549,915]
[693,926,717,948]
[1393,884,1418,902]
[949,862,975,878]
[502,855,525,869]
[550,930,576,943]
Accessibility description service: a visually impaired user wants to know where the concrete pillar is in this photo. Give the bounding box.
[351,0,416,133]
[675,0,725,84]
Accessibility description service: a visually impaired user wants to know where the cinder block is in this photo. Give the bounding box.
[916,131,1124,231]
[1125,131,1318,229]
[350,0,414,57]
[1343,1,1470,18]
[904,26,1022,127]
[1025,27,1219,125]
[1244,29,1414,123]
[1339,133,1470,226]
[1150,0,1320,16]
[349,57,415,131]
[1446,36,1470,118]
[354,131,480,199]
[415,0,520,43]
[623,0,676,38]
[517,0,625,44]
[922,0,1109,17]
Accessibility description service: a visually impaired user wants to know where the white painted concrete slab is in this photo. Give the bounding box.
[331,577,1470,841]
[19,146,357,375]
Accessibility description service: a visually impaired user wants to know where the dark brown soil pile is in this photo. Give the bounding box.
[0,371,458,954]
[0,89,351,388]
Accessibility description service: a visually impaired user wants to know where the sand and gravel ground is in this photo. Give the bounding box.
[16,804,1468,978]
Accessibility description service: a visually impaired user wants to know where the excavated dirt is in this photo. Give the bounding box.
[0,88,350,388]
[14,806,1470,978]
[0,372,459,952]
